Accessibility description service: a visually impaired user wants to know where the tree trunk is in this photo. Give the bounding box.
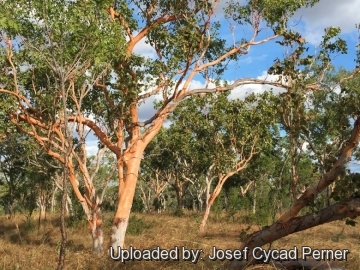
[38,201,46,231]
[66,194,73,216]
[110,148,143,251]
[6,192,14,219]
[40,202,46,219]
[57,170,68,270]
[198,197,203,212]
[5,204,12,219]
[290,161,299,201]
[51,185,58,213]
[192,199,196,212]
[91,209,104,253]
[199,173,231,232]
[156,193,166,213]
[228,196,360,269]
[161,194,166,212]
[147,190,152,213]
[199,174,213,231]
[252,182,256,214]
[199,196,213,232]
[326,185,331,206]
[173,181,184,215]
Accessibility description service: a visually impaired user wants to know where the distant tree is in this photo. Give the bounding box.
[164,91,278,231]
[0,131,55,220]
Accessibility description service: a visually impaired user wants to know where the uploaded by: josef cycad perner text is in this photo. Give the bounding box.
[110,246,350,264]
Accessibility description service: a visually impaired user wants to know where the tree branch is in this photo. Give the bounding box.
[229,196,360,269]
[67,116,121,156]
[278,116,360,224]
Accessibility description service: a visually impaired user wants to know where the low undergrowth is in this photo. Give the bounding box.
[0,211,358,269]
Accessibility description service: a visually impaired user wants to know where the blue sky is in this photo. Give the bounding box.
[134,0,360,117]
[86,0,360,172]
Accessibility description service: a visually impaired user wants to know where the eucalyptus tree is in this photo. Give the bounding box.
[143,127,195,215]
[167,91,278,230]
[229,102,360,270]
[137,168,169,213]
[0,0,123,254]
[138,134,170,213]
[0,132,30,218]
[276,86,308,201]
[238,152,279,215]
[299,85,351,207]
[2,0,358,260]
[0,130,56,220]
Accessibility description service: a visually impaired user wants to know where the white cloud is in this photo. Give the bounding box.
[129,30,156,59]
[188,79,208,90]
[213,0,247,18]
[228,70,286,100]
[293,0,360,44]
[137,78,209,121]
[86,144,99,156]
[133,38,156,59]
[239,54,268,64]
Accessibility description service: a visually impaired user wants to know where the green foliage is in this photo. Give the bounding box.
[0,0,128,131]
[226,0,318,27]
[127,215,153,235]
[67,189,88,228]
[226,187,242,222]
[167,91,278,176]
[332,173,360,202]
[0,131,55,218]
[101,185,119,212]
[132,193,146,213]
[67,214,87,229]
[211,190,225,222]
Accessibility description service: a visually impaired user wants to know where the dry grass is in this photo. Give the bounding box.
[0,212,359,269]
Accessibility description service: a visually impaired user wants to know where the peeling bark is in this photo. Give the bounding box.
[91,209,104,253]
[199,172,238,232]
[110,218,129,252]
[199,138,258,232]
[111,147,144,250]
[199,200,212,232]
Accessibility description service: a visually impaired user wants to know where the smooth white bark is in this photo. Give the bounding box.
[92,227,104,253]
[111,219,128,251]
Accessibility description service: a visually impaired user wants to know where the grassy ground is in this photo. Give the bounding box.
[0,211,359,269]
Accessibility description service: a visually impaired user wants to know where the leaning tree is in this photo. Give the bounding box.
[2,1,360,264]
